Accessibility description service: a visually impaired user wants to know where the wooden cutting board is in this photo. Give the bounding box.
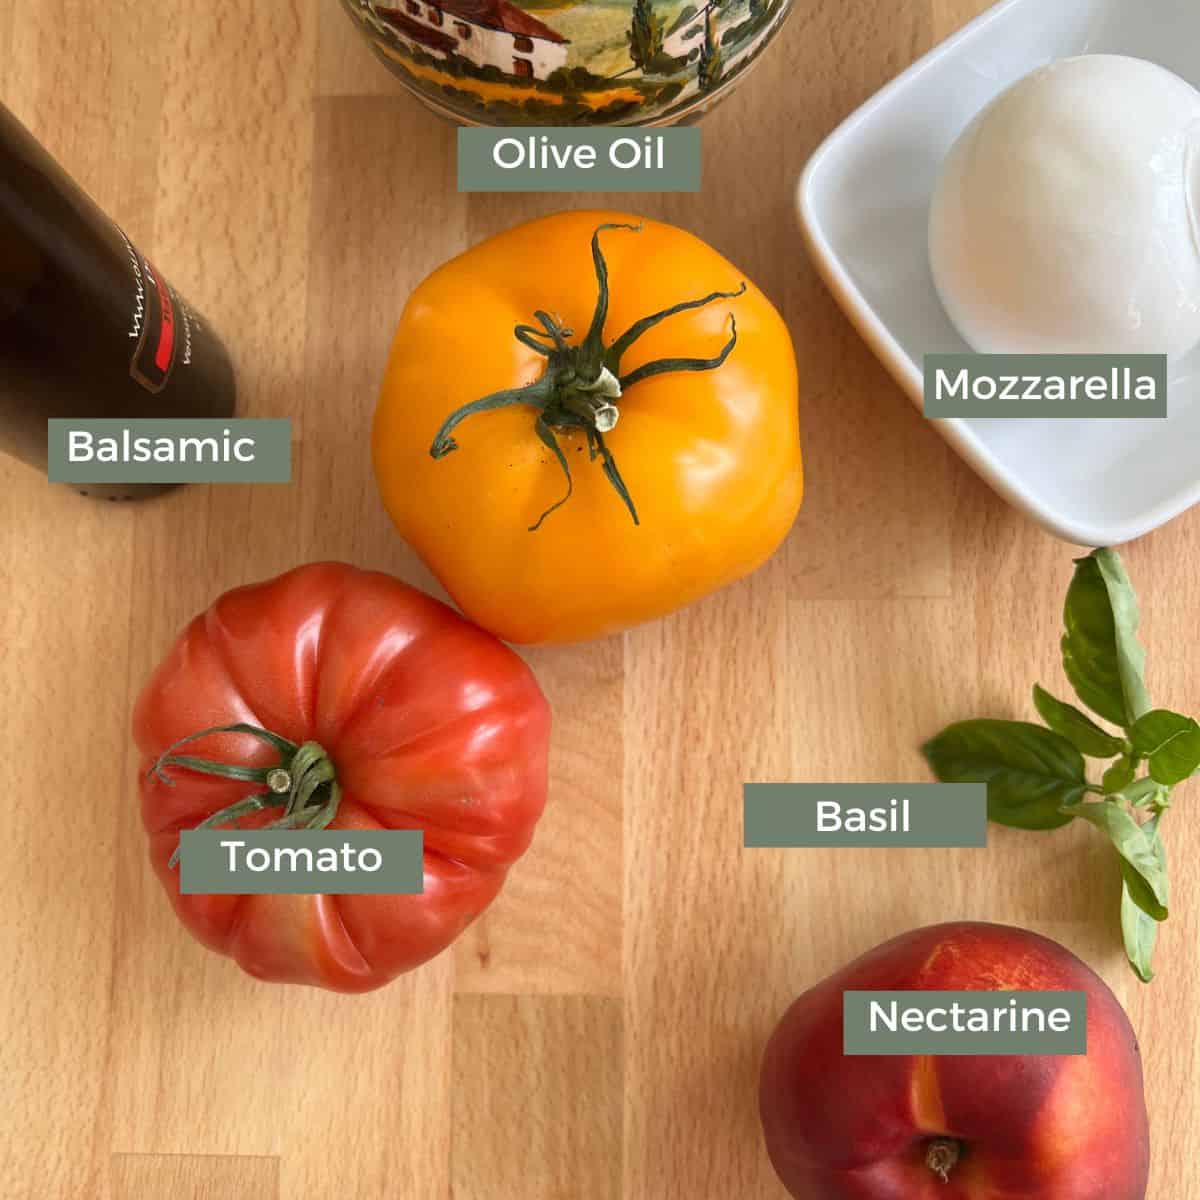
[2,1,1195,1196]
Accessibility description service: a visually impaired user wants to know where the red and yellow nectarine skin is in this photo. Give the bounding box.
[759,922,1149,1199]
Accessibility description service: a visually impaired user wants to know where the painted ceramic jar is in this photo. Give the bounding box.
[340,0,793,125]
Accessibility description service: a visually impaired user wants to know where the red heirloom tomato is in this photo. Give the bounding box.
[132,563,550,993]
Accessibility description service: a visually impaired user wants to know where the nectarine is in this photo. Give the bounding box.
[759,922,1149,1199]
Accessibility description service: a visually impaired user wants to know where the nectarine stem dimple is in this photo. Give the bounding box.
[925,1138,961,1183]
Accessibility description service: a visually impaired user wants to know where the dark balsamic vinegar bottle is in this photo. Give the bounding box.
[0,100,236,500]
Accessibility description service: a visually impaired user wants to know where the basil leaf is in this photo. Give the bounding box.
[1061,550,1151,729]
[1120,814,1163,982]
[922,720,1085,830]
[1061,800,1168,920]
[1130,709,1196,755]
[1033,684,1124,758]
[1093,549,1152,722]
[1130,709,1200,785]
[1101,758,1136,794]
[1122,880,1158,983]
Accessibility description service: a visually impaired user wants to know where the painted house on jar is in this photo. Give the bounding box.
[373,0,569,79]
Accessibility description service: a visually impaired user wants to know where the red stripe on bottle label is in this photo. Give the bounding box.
[153,269,175,374]
[130,254,179,394]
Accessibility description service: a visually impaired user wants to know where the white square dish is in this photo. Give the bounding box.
[797,0,1200,547]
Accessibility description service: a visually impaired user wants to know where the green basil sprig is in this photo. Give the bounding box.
[922,549,1188,983]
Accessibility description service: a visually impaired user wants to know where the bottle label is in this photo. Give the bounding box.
[120,229,193,394]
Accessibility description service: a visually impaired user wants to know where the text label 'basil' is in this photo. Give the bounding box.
[744,783,987,848]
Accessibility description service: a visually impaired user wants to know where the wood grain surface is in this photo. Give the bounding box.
[2,1,1196,1197]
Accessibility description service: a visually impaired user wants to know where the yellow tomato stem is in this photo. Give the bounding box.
[430,378,555,460]
[606,280,746,364]
[530,416,574,531]
[559,366,621,432]
[591,428,639,526]
[579,222,642,371]
[429,223,744,530]
[619,315,738,390]
[514,327,555,357]
[534,309,574,350]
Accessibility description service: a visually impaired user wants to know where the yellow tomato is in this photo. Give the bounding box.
[372,210,802,644]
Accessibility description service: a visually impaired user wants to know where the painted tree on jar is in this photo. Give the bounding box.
[628,0,664,71]
[698,6,723,92]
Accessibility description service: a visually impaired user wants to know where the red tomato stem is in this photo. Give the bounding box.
[150,723,343,869]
